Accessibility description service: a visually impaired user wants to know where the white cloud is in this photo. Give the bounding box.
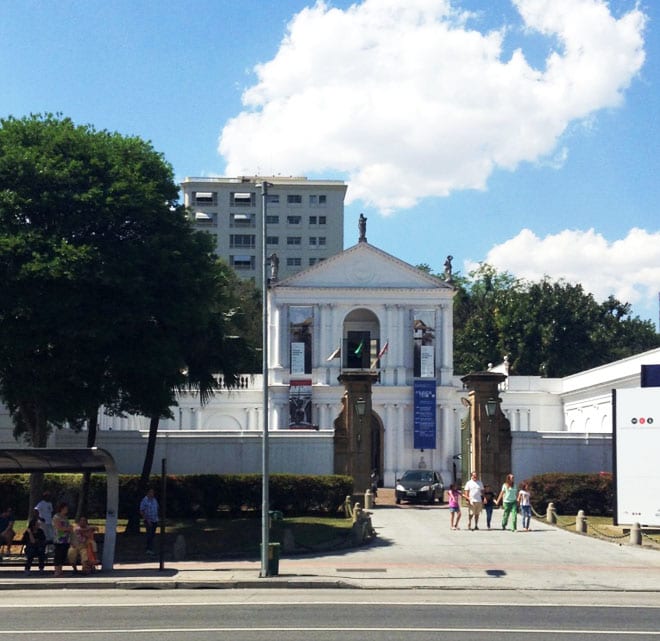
[219,0,646,213]
[470,228,660,309]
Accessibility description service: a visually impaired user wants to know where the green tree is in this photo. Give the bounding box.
[0,114,255,509]
[452,264,659,377]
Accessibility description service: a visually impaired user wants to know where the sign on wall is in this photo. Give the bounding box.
[613,388,660,526]
[413,379,436,449]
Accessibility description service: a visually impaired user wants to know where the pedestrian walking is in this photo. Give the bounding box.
[495,474,518,532]
[518,482,532,531]
[447,484,462,530]
[139,488,159,555]
[483,484,496,529]
[463,471,484,531]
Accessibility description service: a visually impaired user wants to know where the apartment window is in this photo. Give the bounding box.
[230,255,255,270]
[287,236,302,245]
[230,212,255,228]
[287,194,302,205]
[309,194,327,206]
[266,215,279,224]
[309,257,318,266]
[309,215,317,225]
[287,215,301,225]
[287,257,302,267]
[193,191,217,206]
[266,194,280,205]
[318,215,326,225]
[318,236,326,246]
[230,234,255,249]
[309,237,317,246]
[230,192,256,207]
[194,211,217,226]
[266,236,279,245]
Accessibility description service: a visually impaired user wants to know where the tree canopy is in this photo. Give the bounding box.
[0,114,253,453]
[418,262,660,377]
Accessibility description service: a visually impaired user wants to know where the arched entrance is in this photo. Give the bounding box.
[342,308,381,369]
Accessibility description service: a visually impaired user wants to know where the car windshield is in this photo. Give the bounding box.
[402,471,433,482]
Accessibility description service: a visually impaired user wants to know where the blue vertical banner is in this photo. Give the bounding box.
[414,379,437,449]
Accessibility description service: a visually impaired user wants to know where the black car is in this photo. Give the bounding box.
[395,470,445,504]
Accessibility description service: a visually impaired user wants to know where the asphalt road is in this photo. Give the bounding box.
[1,589,659,640]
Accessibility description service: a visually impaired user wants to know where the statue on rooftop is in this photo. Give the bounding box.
[358,213,367,243]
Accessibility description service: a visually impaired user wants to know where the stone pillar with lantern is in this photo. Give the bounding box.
[334,371,378,494]
[460,371,511,489]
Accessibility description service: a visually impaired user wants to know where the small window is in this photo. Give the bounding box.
[193,191,217,206]
[287,194,302,205]
[266,194,280,204]
[266,236,279,245]
[309,194,327,206]
[230,192,256,207]
[309,215,317,225]
[309,257,318,266]
[194,212,217,226]
[287,236,302,245]
[231,255,255,269]
[287,215,301,225]
[318,237,326,246]
[230,213,255,227]
[309,237,317,246]
[318,215,327,225]
[287,257,302,267]
[266,215,279,224]
[230,234,256,249]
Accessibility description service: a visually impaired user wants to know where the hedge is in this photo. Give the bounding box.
[0,473,353,520]
[525,472,613,517]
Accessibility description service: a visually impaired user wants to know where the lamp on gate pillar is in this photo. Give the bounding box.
[355,397,366,449]
[485,397,497,420]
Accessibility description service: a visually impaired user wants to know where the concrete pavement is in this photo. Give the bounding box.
[1,498,659,591]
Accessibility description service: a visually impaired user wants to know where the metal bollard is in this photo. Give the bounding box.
[576,509,587,534]
[630,522,642,546]
[547,502,557,525]
[365,489,373,510]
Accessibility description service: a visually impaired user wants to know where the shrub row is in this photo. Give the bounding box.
[0,473,353,520]
[525,472,613,516]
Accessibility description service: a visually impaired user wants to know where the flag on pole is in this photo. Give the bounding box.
[371,340,389,369]
[378,340,389,359]
[326,345,341,361]
[354,340,364,356]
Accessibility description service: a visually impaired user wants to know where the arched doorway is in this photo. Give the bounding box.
[342,308,381,369]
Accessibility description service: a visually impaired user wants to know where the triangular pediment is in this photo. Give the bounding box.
[274,243,452,290]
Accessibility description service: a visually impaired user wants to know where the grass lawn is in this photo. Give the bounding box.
[10,515,354,562]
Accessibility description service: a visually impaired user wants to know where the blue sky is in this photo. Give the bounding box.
[1,0,658,326]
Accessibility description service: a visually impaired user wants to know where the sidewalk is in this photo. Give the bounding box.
[2,496,659,591]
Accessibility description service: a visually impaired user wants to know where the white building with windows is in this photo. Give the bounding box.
[181,176,347,287]
[1,232,658,486]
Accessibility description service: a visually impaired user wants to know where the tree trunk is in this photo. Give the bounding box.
[125,414,160,534]
[76,408,99,519]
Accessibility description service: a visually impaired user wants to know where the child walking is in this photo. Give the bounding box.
[448,484,462,530]
[518,482,532,531]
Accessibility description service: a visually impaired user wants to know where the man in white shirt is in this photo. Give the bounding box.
[34,491,54,545]
[463,471,484,531]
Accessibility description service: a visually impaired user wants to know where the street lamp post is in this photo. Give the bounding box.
[259,181,272,577]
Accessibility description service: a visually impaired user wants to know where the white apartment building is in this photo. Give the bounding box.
[181,176,347,287]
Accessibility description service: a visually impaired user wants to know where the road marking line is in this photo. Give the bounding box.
[1,628,659,636]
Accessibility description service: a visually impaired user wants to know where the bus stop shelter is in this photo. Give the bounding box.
[0,448,118,571]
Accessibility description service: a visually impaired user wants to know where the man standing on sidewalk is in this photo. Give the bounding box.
[463,471,484,531]
[139,488,159,555]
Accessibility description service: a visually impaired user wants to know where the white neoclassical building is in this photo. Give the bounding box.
[2,236,659,486]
